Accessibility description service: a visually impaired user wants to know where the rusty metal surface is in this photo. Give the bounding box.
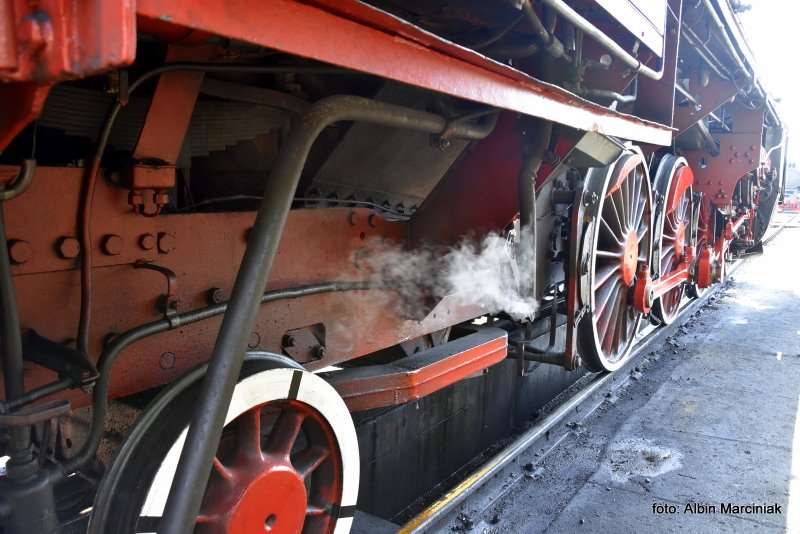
[326,328,508,412]
[135,0,673,145]
[2,166,495,404]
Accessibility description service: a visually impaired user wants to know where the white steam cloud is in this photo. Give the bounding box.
[360,226,538,321]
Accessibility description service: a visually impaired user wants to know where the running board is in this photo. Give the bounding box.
[325,328,508,412]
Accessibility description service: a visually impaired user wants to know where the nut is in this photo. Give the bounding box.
[56,237,80,259]
[8,240,32,264]
[207,287,226,305]
[157,232,176,254]
[101,234,123,256]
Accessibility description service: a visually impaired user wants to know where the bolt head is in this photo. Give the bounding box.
[157,232,176,253]
[207,287,226,304]
[101,234,123,255]
[8,240,32,264]
[57,237,80,259]
[139,233,156,250]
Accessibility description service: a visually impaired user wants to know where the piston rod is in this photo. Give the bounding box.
[157,96,497,534]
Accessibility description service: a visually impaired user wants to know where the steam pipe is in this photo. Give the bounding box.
[519,0,566,59]
[518,119,552,301]
[157,95,496,534]
[680,24,733,81]
[60,281,374,476]
[700,0,750,80]
[539,0,664,80]
[584,88,637,105]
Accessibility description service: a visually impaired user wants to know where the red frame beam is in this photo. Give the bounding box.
[135,0,672,146]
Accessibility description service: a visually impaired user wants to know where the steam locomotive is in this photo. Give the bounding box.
[0,0,784,532]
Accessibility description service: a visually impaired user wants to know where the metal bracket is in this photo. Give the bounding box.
[134,260,179,322]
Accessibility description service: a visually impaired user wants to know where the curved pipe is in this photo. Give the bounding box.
[76,63,352,359]
[0,159,36,201]
[59,281,374,476]
[700,0,750,80]
[76,92,495,534]
[540,0,664,80]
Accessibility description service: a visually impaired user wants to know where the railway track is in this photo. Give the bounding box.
[399,213,797,533]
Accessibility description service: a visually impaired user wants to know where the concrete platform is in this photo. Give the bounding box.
[439,223,800,533]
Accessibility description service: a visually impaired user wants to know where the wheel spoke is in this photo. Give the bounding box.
[611,289,627,355]
[596,276,621,315]
[266,408,305,456]
[632,171,643,228]
[606,194,626,236]
[212,456,235,483]
[599,285,622,350]
[594,264,620,290]
[293,445,330,479]
[596,249,622,259]
[235,407,263,463]
[600,217,624,245]
[306,504,329,517]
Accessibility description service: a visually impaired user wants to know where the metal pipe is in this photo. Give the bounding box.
[0,159,35,201]
[518,119,552,301]
[155,95,495,534]
[60,281,374,475]
[680,24,733,81]
[76,63,353,362]
[3,377,73,412]
[539,0,664,80]
[700,0,750,80]
[520,0,565,59]
[0,203,24,402]
[584,88,637,105]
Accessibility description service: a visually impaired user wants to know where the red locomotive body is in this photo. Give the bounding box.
[0,1,785,532]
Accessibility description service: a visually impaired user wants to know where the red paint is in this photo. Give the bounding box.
[135,0,671,145]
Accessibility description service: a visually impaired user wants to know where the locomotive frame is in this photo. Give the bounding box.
[0,0,786,533]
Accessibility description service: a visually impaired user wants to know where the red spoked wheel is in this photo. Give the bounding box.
[652,155,693,324]
[197,400,342,533]
[89,358,359,534]
[577,150,653,372]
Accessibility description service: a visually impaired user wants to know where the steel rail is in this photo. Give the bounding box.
[398,223,795,533]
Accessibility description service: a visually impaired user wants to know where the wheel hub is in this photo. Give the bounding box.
[201,453,309,534]
[621,232,639,286]
[234,461,307,534]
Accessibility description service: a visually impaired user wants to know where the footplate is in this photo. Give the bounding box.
[325,328,508,412]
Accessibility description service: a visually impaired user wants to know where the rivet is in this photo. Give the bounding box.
[8,240,32,264]
[56,236,80,259]
[139,233,156,251]
[159,352,176,370]
[101,234,123,256]
[248,331,261,349]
